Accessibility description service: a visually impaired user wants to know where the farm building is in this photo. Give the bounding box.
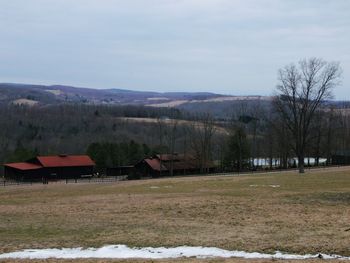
[3,155,95,182]
[134,154,216,178]
[331,150,350,165]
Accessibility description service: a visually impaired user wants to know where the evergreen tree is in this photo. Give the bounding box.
[224,126,250,172]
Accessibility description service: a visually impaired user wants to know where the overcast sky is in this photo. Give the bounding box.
[0,0,349,98]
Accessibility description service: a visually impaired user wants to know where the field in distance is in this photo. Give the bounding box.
[0,167,349,263]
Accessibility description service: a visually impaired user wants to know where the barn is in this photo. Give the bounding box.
[4,155,95,182]
[134,154,216,178]
[331,150,350,165]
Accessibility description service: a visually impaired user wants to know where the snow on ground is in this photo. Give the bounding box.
[0,245,349,260]
[249,184,281,188]
[149,185,173,189]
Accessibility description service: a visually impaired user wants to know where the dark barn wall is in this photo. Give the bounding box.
[0,166,4,177]
[133,160,217,178]
[134,162,160,178]
[331,155,350,165]
[4,166,94,181]
[45,166,94,179]
[4,167,44,181]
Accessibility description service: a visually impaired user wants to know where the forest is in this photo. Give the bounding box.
[0,97,349,176]
[0,60,348,175]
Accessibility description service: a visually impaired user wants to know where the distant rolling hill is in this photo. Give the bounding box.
[1,83,347,118]
[0,83,350,118]
[0,83,274,117]
[0,83,226,105]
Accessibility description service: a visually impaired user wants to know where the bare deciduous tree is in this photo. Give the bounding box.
[274,58,342,173]
[165,119,179,176]
[188,114,216,174]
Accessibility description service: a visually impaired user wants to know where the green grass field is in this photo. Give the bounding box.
[0,167,349,262]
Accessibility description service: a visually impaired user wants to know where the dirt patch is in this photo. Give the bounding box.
[289,192,350,205]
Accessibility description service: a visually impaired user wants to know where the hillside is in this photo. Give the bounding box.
[0,83,274,118]
[0,83,224,105]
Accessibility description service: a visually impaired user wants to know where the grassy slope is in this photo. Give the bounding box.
[0,168,349,262]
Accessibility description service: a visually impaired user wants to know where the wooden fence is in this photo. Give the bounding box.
[1,176,128,187]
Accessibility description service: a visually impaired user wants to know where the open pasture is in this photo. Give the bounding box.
[0,167,349,262]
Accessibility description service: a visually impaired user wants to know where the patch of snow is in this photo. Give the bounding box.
[148,100,188,107]
[45,89,62,95]
[0,245,349,260]
[249,184,280,188]
[147,97,170,101]
[12,99,38,106]
[149,185,173,189]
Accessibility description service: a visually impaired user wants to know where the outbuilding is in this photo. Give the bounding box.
[4,155,95,182]
[331,150,350,165]
[134,154,216,178]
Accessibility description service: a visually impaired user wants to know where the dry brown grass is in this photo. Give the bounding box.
[117,117,229,135]
[146,96,274,107]
[0,167,350,262]
[147,100,189,107]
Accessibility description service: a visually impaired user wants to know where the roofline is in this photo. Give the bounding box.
[3,162,43,170]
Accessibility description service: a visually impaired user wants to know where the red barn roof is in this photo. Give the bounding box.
[4,162,42,171]
[144,158,168,172]
[3,155,95,171]
[36,155,95,167]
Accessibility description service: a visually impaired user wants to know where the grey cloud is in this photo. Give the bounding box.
[0,0,349,98]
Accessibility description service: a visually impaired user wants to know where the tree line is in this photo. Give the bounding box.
[0,58,348,175]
